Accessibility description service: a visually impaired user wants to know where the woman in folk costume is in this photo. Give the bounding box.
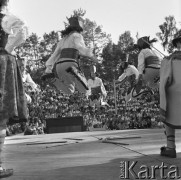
[159,34,181,158]
[42,15,98,95]
[136,36,162,91]
[116,61,139,102]
[87,66,108,107]
[0,0,29,178]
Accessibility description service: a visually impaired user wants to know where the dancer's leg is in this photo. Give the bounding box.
[0,116,13,178]
[160,124,176,158]
[165,125,176,149]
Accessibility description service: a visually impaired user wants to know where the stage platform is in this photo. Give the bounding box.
[3,129,181,180]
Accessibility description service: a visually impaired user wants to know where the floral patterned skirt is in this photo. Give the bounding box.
[0,50,27,124]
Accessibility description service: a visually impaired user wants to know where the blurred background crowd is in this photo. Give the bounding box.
[6,82,162,136]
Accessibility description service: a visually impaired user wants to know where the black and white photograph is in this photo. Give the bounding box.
[0,0,181,179]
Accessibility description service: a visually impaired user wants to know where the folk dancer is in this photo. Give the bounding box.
[0,0,29,177]
[42,15,98,95]
[160,34,181,158]
[115,61,139,102]
[135,36,162,92]
[87,68,108,107]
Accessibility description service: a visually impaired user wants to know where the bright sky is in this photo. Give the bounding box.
[9,0,181,54]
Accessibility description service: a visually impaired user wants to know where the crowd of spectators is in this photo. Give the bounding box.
[6,82,163,136]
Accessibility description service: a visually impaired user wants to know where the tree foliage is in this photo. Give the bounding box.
[14,11,180,85]
[156,16,178,53]
[83,19,111,57]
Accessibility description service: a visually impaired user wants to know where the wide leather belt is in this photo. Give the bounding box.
[60,48,80,60]
[145,56,160,68]
[56,60,78,65]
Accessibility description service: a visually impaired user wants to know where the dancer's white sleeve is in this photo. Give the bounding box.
[130,65,139,80]
[2,13,29,53]
[45,41,62,73]
[118,73,126,81]
[137,51,145,74]
[100,79,107,97]
[73,33,94,58]
[86,79,92,96]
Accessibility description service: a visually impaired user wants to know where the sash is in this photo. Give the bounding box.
[60,48,80,60]
[145,56,160,68]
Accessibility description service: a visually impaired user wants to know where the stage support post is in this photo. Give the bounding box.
[113,79,117,115]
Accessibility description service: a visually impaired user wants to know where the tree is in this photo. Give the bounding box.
[83,19,111,57]
[117,31,138,66]
[156,16,178,52]
[15,33,42,71]
[100,42,115,81]
[39,31,60,62]
[118,31,134,53]
[167,29,181,53]
[79,18,112,79]
[15,33,40,58]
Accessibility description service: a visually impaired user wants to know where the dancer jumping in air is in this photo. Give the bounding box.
[135,36,162,92]
[116,61,139,102]
[87,67,108,108]
[42,14,98,95]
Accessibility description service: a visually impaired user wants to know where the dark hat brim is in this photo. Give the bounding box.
[137,36,150,48]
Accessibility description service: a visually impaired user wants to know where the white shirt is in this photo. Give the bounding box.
[1,12,29,53]
[137,48,162,74]
[118,65,139,81]
[46,32,94,69]
[87,77,107,97]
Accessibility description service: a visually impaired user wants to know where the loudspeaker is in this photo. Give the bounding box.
[45,116,84,134]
